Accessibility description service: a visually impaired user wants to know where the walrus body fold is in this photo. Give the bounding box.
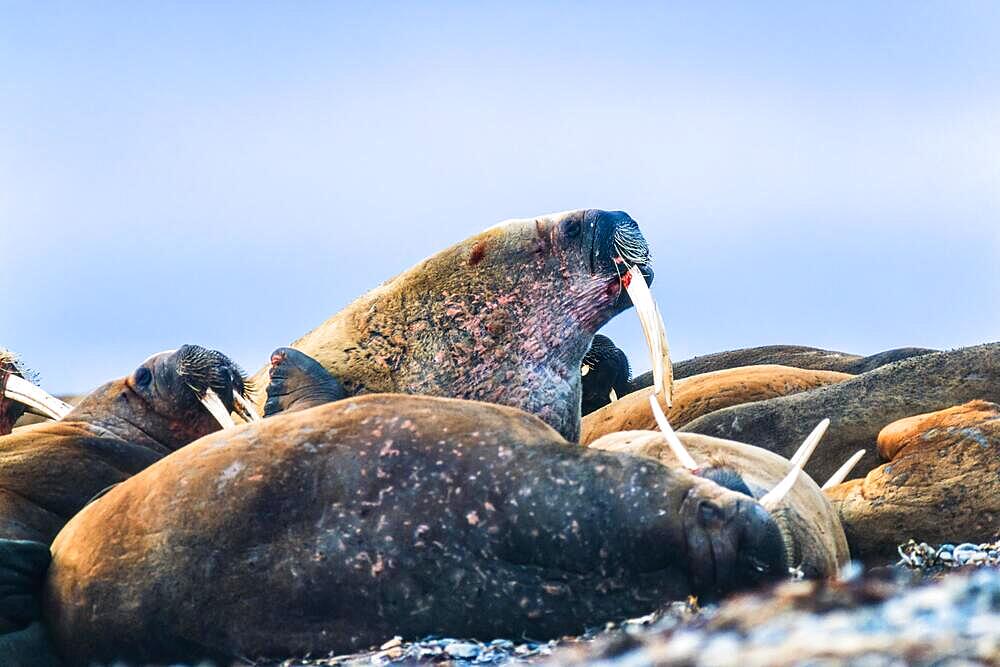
[251,210,656,442]
[45,394,787,665]
[581,364,853,445]
[826,400,1000,561]
[680,344,1000,484]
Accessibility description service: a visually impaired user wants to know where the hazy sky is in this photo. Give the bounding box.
[3,2,999,393]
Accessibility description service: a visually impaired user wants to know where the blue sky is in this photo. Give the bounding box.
[3,2,999,392]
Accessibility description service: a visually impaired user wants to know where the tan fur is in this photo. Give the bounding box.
[825,400,1000,561]
[581,365,852,446]
[589,430,850,577]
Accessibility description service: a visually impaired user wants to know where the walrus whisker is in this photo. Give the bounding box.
[821,449,866,490]
[649,394,699,470]
[759,418,829,510]
[196,387,237,429]
[232,390,261,423]
[624,265,672,405]
[2,373,73,420]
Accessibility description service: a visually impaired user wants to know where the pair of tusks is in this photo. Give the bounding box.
[2,374,73,421]
[648,396,865,508]
[197,388,261,429]
[625,265,672,406]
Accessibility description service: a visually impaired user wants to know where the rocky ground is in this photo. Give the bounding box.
[266,541,1000,667]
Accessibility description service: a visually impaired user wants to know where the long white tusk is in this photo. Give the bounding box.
[3,374,73,420]
[198,388,236,429]
[822,449,866,490]
[609,388,618,402]
[232,390,261,423]
[649,394,698,470]
[759,418,830,511]
[624,266,672,406]
[789,418,830,468]
[581,364,591,377]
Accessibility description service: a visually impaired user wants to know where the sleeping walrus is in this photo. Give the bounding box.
[44,394,788,665]
[250,209,657,442]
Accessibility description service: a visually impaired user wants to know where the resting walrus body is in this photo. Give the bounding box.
[631,344,936,388]
[681,344,1000,484]
[45,394,787,665]
[250,209,655,442]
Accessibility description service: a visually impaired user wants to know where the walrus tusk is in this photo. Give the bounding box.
[759,418,829,511]
[232,391,261,423]
[3,374,73,420]
[649,394,699,470]
[609,388,618,402]
[198,388,237,429]
[580,364,591,377]
[624,265,672,406]
[821,449,866,490]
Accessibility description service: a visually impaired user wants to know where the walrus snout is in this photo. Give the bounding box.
[681,480,788,599]
[265,347,346,416]
[586,210,653,284]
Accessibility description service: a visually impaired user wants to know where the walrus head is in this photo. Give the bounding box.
[67,345,256,452]
[680,476,788,598]
[581,334,632,415]
[0,350,72,435]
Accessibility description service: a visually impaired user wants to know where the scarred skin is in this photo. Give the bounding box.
[250,210,653,442]
[0,345,249,544]
[45,394,787,665]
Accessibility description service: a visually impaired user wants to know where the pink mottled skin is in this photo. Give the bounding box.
[252,209,651,441]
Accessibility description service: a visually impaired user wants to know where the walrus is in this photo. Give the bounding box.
[0,351,72,435]
[45,394,788,665]
[581,364,853,445]
[589,427,851,578]
[249,209,656,442]
[681,343,1000,484]
[581,334,632,415]
[630,344,937,388]
[0,344,254,544]
[826,400,1000,562]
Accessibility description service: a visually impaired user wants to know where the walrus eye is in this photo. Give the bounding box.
[564,219,582,238]
[134,367,152,388]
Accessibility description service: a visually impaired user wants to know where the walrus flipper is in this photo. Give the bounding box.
[264,347,347,416]
[0,539,62,666]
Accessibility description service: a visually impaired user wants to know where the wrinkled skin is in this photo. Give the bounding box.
[45,395,786,665]
[581,334,632,416]
[0,345,249,544]
[682,344,1000,483]
[250,210,654,442]
[263,347,346,416]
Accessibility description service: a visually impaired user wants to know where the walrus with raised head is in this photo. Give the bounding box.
[681,343,1000,484]
[45,393,788,665]
[251,209,656,442]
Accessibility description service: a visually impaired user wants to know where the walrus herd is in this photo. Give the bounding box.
[2,209,997,665]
